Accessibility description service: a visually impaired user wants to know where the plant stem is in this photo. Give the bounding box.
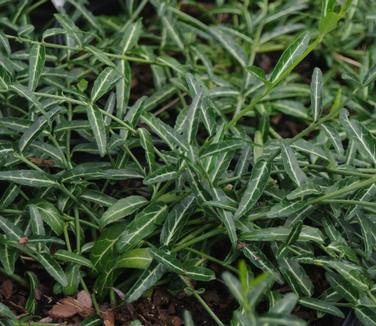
[181,277,225,326]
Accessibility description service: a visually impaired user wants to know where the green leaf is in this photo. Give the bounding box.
[19,106,62,152]
[200,140,243,159]
[34,252,68,287]
[141,113,188,151]
[54,250,95,270]
[34,201,64,235]
[0,302,16,320]
[0,31,11,55]
[234,158,271,220]
[144,164,177,185]
[184,90,203,144]
[241,225,324,244]
[222,272,243,304]
[117,203,168,252]
[65,0,104,36]
[355,306,376,326]
[270,32,310,85]
[0,170,57,188]
[151,247,215,281]
[91,67,121,103]
[246,65,268,83]
[86,104,107,157]
[242,245,282,283]
[117,248,152,269]
[280,142,307,187]
[310,67,323,121]
[209,26,247,67]
[321,122,344,156]
[126,263,166,302]
[86,46,115,67]
[258,314,305,326]
[270,293,298,314]
[10,83,42,111]
[299,297,344,318]
[139,128,156,172]
[120,21,142,55]
[363,64,376,86]
[28,44,45,91]
[267,201,307,218]
[99,196,148,228]
[278,257,313,296]
[90,224,124,271]
[160,194,196,246]
[340,109,376,165]
[0,215,22,240]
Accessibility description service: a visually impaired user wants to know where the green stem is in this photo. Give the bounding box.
[321,199,376,209]
[184,247,239,274]
[181,277,225,326]
[173,227,224,252]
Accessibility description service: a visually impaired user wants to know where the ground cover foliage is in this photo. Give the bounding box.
[0,0,376,324]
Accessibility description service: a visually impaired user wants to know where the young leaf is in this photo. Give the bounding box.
[270,32,310,85]
[310,67,323,121]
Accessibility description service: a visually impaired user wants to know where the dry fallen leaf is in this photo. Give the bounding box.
[101,309,115,326]
[76,290,92,308]
[1,279,13,299]
[48,303,79,319]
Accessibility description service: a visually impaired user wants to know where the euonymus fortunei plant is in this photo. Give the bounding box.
[0,0,376,325]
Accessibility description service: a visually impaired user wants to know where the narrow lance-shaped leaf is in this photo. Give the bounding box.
[86,104,107,157]
[270,32,310,85]
[91,67,121,103]
[234,158,271,220]
[141,113,188,151]
[321,122,344,156]
[126,263,166,303]
[340,109,376,165]
[310,67,323,121]
[278,257,313,297]
[299,297,344,318]
[151,247,215,281]
[209,27,247,67]
[34,252,68,287]
[19,106,62,152]
[363,64,376,86]
[28,44,45,91]
[99,196,148,228]
[0,215,22,240]
[160,194,196,246]
[35,201,64,236]
[0,170,58,188]
[139,128,156,172]
[54,249,95,270]
[281,142,307,187]
[184,90,203,144]
[117,204,168,252]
